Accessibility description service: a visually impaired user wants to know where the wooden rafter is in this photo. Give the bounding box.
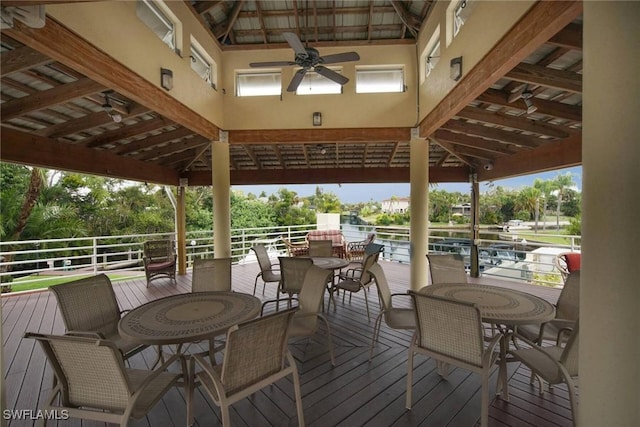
[505,63,582,93]
[477,89,582,122]
[455,106,571,138]
[0,45,52,76]
[220,0,244,45]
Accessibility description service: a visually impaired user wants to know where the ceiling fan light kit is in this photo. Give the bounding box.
[249,32,360,92]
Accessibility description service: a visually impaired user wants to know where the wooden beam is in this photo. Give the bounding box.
[441,120,546,149]
[390,0,421,33]
[419,0,583,137]
[0,45,52,77]
[115,127,195,155]
[0,128,179,185]
[477,133,581,182]
[192,1,223,15]
[1,0,102,5]
[455,106,571,138]
[229,127,412,144]
[4,18,220,140]
[434,129,518,155]
[1,78,103,120]
[477,88,582,122]
[547,22,582,50]
[220,0,244,44]
[82,117,174,149]
[505,63,582,93]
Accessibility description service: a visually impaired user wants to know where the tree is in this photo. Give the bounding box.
[552,172,576,229]
[533,178,555,230]
[515,187,541,221]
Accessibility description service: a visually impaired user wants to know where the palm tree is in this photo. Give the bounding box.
[515,187,541,221]
[533,178,555,230]
[552,172,576,230]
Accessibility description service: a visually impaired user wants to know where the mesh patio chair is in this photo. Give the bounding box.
[517,270,580,345]
[338,243,384,281]
[308,239,333,257]
[262,264,336,366]
[427,253,468,284]
[330,246,383,321]
[192,257,233,292]
[143,239,177,287]
[406,292,504,427]
[367,262,415,360]
[24,332,181,426]
[49,274,146,361]
[250,243,281,296]
[510,322,580,423]
[187,308,304,427]
[278,256,313,309]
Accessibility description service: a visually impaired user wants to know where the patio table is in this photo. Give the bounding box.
[419,282,556,399]
[308,256,350,310]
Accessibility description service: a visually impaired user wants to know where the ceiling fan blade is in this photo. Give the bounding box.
[314,66,349,86]
[320,52,361,64]
[287,69,308,92]
[282,32,308,58]
[249,61,297,67]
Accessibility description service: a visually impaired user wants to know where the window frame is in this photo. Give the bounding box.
[136,0,177,52]
[295,68,344,95]
[235,71,282,97]
[190,41,216,89]
[355,67,405,94]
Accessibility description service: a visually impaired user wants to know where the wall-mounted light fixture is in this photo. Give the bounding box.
[160,68,173,91]
[313,112,322,126]
[450,56,463,81]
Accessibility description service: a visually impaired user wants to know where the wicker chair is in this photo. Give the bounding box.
[24,332,181,426]
[510,322,580,423]
[330,246,382,321]
[427,253,468,284]
[406,292,503,427]
[262,264,336,366]
[192,257,233,292]
[346,233,376,263]
[308,239,333,257]
[49,274,146,361]
[187,308,304,427]
[278,256,313,309]
[367,262,415,360]
[143,239,177,287]
[281,236,309,257]
[517,270,580,345]
[250,243,282,296]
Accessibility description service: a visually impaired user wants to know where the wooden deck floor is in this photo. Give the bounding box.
[2,261,575,427]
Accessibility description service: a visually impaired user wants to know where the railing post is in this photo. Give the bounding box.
[92,238,98,275]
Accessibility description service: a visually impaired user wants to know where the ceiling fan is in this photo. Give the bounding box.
[249,32,360,92]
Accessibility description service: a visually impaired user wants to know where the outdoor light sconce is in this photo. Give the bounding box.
[313,112,322,126]
[450,56,463,81]
[160,68,173,91]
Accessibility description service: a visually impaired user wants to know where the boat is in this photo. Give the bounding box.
[502,220,532,232]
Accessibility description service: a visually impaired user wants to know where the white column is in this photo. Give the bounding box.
[211,131,232,258]
[581,3,639,426]
[409,129,429,291]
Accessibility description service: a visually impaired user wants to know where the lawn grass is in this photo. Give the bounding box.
[6,272,144,293]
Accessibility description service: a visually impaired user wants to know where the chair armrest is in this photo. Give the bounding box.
[556,326,574,345]
[261,298,298,315]
[66,330,105,339]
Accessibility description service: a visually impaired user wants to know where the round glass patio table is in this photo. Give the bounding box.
[308,256,350,270]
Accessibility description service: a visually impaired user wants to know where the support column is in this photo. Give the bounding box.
[469,173,480,277]
[211,131,232,258]
[581,3,639,426]
[409,129,429,291]
[176,183,187,275]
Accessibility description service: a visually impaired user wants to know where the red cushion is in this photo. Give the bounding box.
[564,253,581,272]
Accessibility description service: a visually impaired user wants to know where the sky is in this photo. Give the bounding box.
[232,166,582,204]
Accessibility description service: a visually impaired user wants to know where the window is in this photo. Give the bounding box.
[355,67,404,93]
[236,72,281,97]
[136,0,176,51]
[426,40,441,77]
[190,41,217,89]
[295,69,342,95]
[453,0,475,38]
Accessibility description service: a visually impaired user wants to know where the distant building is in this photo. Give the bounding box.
[382,197,410,214]
[451,203,472,217]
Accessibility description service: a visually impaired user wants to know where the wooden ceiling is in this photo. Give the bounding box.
[0,1,582,187]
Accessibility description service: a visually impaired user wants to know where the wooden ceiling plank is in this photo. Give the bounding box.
[82,117,172,149]
[116,126,195,155]
[229,127,411,144]
[455,106,570,139]
[434,129,518,155]
[505,63,582,93]
[431,139,474,167]
[477,88,582,122]
[135,136,210,161]
[418,0,582,138]
[3,18,220,140]
[181,143,212,172]
[0,45,52,77]
[37,104,148,138]
[547,22,582,50]
[254,1,268,44]
[0,127,179,185]
[1,78,103,120]
[441,119,544,149]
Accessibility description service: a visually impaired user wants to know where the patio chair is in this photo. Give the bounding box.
[262,265,336,366]
[406,292,503,427]
[367,262,415,360]
[143,239,177,287]
[555,252,581,281]
[517,270,580,345]
[24,332,181,426]
[346,233,376,263]
[192,257,233,292]
[281,236,309,257]
[338,242,384,280]
[308,239,333,257]
[49,274,146,361]
[278,256,313,309]
[510,322,580,423]
[250,243,281,296]
[330,246,382,321]
[427,253,468,284]
[187,308,304,427]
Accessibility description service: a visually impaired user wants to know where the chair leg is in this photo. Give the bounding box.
[480,371,489,427]
[221,404,231,427]
[406,348,414,409]
[319,314,336,366]
[369,313,384,360]
[288,354,306,427]
[363,290,370,321]
[253,276,259,295]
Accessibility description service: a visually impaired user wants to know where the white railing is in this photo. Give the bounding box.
[0,223,580,292]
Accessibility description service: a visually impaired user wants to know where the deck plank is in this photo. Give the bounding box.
[2,260,573,427]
